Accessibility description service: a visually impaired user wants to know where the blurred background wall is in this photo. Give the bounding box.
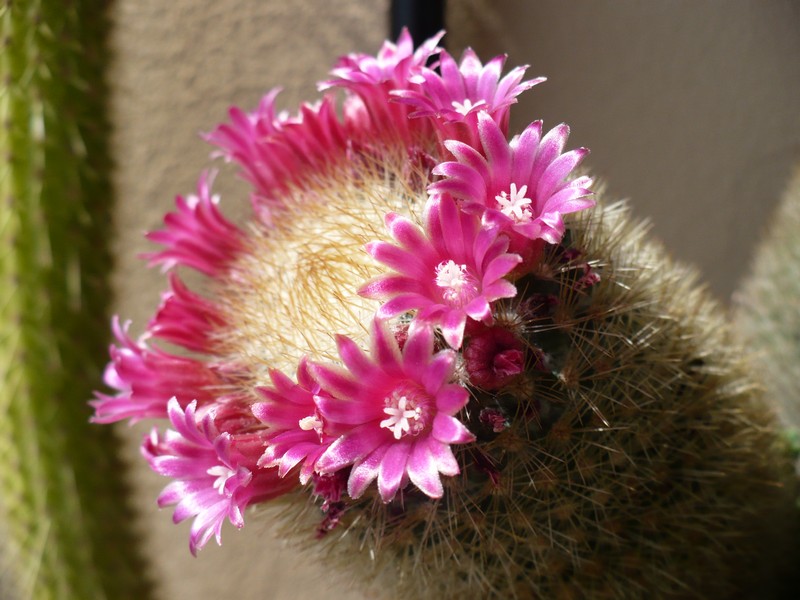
[110,1,799,598]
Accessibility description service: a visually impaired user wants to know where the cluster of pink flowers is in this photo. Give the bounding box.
[93,30,594,554]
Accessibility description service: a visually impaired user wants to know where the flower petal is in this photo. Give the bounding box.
[428,440,460,476]
[336,334,374,379]
[422,352,456,396]
[440,309,467,349]
[432,413,475,444]
[316,423,387,473]
[402,322,434,373]
[378,440,412,502]
[407,440,444,498]
[348,444,389,499]
[309,363,360,400]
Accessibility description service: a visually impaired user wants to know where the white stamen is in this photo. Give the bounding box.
[435,260,478,307]
[495,183,533,223]
[436,260,469,289]
[451,98,486,115]
[207,465,236,495]
[380,394,422,440]
[299,415,323,432]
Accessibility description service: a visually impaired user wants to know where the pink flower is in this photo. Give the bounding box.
[252,359,336,485]
[359,195,521,349]
[321,28,442,151]
[147,273,226,354]
[204,87,284,180]
[321,27,442,90]
[430,111,594,248]
[310,319,474,502]
[143,171,244,276]
[206,92,352,215]
[142,399,295,555]
[90,318,220,424]
[392,48,545,147]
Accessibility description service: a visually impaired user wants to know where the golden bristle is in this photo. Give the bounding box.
[214,151,429,380]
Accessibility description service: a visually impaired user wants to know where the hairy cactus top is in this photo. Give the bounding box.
[93,31,797,598]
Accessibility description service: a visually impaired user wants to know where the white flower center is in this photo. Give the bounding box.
[207,465,236,495]
[435,260,479,307]
[380,393,423,440]
[451,98,486,115]
[495,183,533,223]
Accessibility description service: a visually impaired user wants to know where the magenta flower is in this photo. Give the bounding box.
[359,194,521,349]
[143,171,244,276]
[392,48,545,147]
[309,320,474,502]
[430,111,594,247]
[142,399,295,555]
[252,359,336,485]
[206,92,351,213]
[90,318,221,424]
[322,27,442,90]
[321,28,442,151]
[147,273,226,354]
[204,87,284,193]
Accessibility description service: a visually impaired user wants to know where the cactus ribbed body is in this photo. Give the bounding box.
[0,2,151,598]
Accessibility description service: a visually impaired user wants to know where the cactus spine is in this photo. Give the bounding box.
[0,1,152,597]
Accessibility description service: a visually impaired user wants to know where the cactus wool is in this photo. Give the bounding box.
[93,31,797,598]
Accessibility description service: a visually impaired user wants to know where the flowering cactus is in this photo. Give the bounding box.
[93,31,797,598]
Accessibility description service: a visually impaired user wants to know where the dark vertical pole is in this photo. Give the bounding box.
[390,0,446,47]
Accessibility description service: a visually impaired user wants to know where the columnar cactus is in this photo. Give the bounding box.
[736,165,800,429]
[0,2,152,598]
[92,31,797,598]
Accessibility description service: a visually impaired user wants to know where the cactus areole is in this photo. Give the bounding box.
[94,31,795,598]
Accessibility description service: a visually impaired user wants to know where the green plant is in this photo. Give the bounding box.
[736,166,800,429]
[0,1,152,597]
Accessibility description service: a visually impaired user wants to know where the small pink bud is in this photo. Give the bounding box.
[479,408,509,433]
[312,471,348,511]
[576,264,601,290]
[316,502,346,538]
[464,327,524,389]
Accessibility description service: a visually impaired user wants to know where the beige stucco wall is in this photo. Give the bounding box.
[110,1,799,598]
[450,0,800,299]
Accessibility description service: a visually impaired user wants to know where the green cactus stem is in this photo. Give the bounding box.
[0,1,152,598]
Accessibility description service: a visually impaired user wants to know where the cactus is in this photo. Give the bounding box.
[92,31,798,599]
[0,1,152,598]
[735,166,800,429]
[233,167,798,599]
